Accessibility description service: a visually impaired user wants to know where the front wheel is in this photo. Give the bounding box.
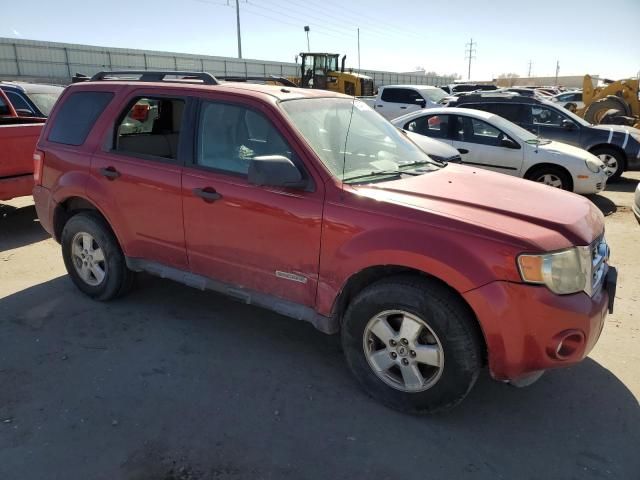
[591,147,625,181]
[341,276,483,414]
[525,165,572,191]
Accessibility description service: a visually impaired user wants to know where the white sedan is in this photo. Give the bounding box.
[392,107,608,194]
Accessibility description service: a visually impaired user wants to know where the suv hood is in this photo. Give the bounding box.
[353,163,603,251]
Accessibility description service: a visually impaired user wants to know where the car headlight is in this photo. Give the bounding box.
[585,157,604,173]
[517,247,589,295]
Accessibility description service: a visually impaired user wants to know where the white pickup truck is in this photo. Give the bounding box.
[360,84,449,120]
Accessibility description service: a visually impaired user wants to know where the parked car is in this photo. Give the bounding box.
[0,89,47,201]
[391,107,607,194]
[633,182,640,225]
[550,91,584,112]
[360,84,449,120]
[441,83,498,95]
[33,71,616,413]
[0,81,63,118]
[449,92,640,180]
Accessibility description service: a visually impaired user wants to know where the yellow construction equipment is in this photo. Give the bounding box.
[296,53,374,96]
[578,74,640,128]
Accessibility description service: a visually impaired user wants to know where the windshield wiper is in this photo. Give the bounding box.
[343,170,418,184]
[398,160,444,169]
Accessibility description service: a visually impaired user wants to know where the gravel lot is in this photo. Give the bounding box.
[1,174,639,480]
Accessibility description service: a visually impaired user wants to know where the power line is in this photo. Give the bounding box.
[465,38,476,80]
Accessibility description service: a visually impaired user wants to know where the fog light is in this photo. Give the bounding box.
[548,330,585,360]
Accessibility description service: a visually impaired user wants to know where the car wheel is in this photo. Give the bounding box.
[61,212,134,300]
[590,147,625,181]
[526,165,572,191]
[341,276,482,414]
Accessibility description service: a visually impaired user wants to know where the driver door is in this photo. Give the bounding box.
[450,115,524,175]
[181,97,325,307]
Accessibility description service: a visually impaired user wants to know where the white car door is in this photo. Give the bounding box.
[450,115,524,176]
[376,87,424,120]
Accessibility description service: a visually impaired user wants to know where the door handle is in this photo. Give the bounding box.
[376,105,383,107]
[457,148,469,154]
[400,106,407,109]
[192,187,222,202]
[99,166,120,179]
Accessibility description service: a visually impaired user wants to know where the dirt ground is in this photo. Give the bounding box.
[1,174,638,480]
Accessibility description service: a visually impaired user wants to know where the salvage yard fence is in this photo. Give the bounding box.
[0,38,455,88]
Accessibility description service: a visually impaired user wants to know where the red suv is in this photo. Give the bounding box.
[33,71,617,413]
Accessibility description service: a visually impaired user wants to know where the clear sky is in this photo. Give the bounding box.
[2,0,639,81]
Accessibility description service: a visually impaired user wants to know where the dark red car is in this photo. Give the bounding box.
[33,71,616,413]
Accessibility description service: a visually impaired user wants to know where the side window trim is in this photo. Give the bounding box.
[109,94,189,165]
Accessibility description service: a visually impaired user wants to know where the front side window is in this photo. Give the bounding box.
[531,105,565,127]
[197,102,295,175]
[114,97,184,160]
[5,91,34,114]
[459,117,507,147]
[405,114,451,139]
[48,91,114,146]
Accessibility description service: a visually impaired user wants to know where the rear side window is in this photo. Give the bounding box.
[114,97,185,160]
[405,114,451,139]
[48,91,113,146]
[381,88,422,104]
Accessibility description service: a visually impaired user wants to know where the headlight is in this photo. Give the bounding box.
[517,247,589,295]
[585,157,604,173]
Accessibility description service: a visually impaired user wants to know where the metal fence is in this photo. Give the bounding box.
[0,38,455,88]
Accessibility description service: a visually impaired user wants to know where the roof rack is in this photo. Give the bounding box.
[217,75,298,88]
[90,70,219,85]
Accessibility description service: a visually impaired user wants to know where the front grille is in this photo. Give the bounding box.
[585,236,609,296]
[596,182,603,191]
[360,79,374,96]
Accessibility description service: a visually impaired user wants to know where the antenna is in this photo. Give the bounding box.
[341,28,361,187]
[465,38,476,81]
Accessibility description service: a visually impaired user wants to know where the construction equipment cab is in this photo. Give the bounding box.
[299,53,373,96]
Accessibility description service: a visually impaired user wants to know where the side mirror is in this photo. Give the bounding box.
[561,119,575,130]
[500,137,519,149]
[415,98,426,108]
[15,108,34,117]
[248,155,306,189]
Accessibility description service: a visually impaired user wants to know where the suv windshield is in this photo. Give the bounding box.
[281,98,442,183]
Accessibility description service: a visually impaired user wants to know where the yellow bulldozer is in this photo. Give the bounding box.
[296,52,374,97]
[577,74,640,128]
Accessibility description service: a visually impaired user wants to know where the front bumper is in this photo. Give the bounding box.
[463,268,616,382]
[573,169,608,195]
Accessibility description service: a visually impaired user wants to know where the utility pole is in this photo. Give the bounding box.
[357,28,361,69]
[528,60,532,78]
[234,0,242,59]
[304,26,310,52]
[465,38,476,81]
[555,60,560,85]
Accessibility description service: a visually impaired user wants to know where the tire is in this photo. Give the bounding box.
[525,165,572,191]
[341,275,482,414]
[590,146,625,181]
[584,96,631,124]
[61,212,134,300]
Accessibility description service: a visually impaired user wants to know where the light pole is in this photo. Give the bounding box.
[304,26,310,52]
[235,0,242,59]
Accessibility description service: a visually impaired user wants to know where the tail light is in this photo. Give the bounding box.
[33,149,44,185]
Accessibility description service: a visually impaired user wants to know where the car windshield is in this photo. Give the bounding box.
[28,91,62,116]
[281,97,443,183]
[419,88,448,103]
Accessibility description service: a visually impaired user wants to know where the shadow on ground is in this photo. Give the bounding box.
[605,175,639,193]
[0,203,49,252]
[0,275,638,479]
[588,194,617,216]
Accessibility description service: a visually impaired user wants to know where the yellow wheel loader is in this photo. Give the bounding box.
[297,53,374,96]
[578,74,640,128]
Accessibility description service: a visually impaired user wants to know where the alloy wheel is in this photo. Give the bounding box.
[362,310,444,392]
[535,173,563,188]
[71,232,107,286]
[598,154,618,177]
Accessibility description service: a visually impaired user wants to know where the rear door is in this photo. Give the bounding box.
[88,91,189,269]
[181,96,324,307]
[450,115,524,175]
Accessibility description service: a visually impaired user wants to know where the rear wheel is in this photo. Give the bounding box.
[525,165,572,191]
[61,212,134,300]
[591,147,625,181]
[341,276,482,414]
